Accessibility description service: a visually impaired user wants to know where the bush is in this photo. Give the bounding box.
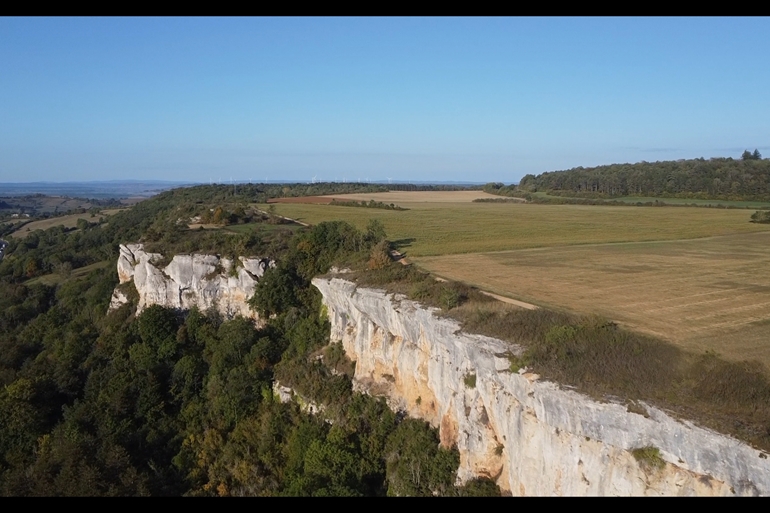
[455,477,502,496]
[631,446,665,472]
[367,240,392,271]
[439,287,462,311]
[750,210,770,223]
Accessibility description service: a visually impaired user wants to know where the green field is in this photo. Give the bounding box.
[266,201,770,257]
[530,191,770,208]
[613,196,770,208]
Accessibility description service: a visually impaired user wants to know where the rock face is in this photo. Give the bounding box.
[110,243,273,321]
[313,277,770,496]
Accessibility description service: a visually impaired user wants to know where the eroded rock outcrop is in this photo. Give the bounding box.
[313,277,770,496]
[110,243,273,321]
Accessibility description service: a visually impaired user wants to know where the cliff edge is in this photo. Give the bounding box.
[313,276,770,496]
[110,243,273,321]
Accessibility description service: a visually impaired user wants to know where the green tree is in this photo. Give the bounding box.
[384,418,459,496]
[249,265,301,317]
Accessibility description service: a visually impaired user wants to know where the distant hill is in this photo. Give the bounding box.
[0,180,196,200]
[513,157,770,201]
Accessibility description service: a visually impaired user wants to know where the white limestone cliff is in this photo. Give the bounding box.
[110,243,273,321]
[313,277,770,496]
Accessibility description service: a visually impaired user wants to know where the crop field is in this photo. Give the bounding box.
[321,190,504,203]
[417,231,770,366]
[266,198,770,257]
[10,214,94,238]
[9,212,107,238]
[267,192,770,365]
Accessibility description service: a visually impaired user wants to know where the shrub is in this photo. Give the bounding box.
[455,477,502,496]
[463,373,476,389]
[632,446,665,471]
[439,287,462,311]
[367,240,392,270]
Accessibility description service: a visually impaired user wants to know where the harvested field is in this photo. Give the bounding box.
[9,213,104,238]
[320,190,504,203]
[269,196,334,204]
[417,230,770,366]
[268,190,505,204]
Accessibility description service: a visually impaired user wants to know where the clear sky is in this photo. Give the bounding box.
[1,17,769,184]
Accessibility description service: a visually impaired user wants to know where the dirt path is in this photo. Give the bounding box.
[253,208,310,226]
[432,274,538,310]
[477,290,539,310]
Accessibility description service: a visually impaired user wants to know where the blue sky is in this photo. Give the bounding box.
[1,17,769,184]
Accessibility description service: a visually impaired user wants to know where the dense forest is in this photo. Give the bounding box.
[0,186,499,496]
[487,156,770,201]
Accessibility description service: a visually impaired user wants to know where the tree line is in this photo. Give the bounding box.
[494,156,770,201]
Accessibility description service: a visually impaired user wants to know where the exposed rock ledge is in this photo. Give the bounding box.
[313,277,770,496]
[109,243,273,321]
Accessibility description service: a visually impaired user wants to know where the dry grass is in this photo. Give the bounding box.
[417,230,770,367]
[8,208,124,238]
[9,213,100,238]
[318,190,504,203]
